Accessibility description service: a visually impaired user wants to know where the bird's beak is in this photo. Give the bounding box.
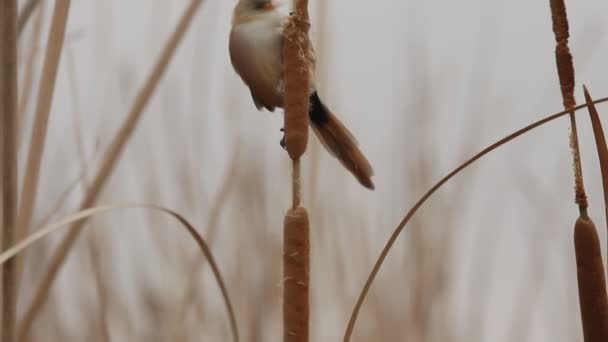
[263,0,284,10]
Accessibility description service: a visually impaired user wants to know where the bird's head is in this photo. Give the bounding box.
[232,0,284,24]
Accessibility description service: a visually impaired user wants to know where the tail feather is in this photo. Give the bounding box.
[309,92,375,190]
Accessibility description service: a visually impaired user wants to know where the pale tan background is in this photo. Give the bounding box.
[15,0,608,341]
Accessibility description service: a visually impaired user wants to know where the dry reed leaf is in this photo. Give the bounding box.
[17,0,41,36]
[282,0,311,160]
[65,42,89,174]
[15,1,71,301]
[162,148,241,342]
[1,1,20,340]
[86,230,110,342]
[583,86,608,269]
[17,1,45,148]
[0,203,239,342]
[283,207,310,342]
[573,216,608,342]
[342,97,608,342]
[17,1,205,339]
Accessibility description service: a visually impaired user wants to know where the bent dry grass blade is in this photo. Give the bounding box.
[343,97,608,342]
[583,86,608,274]
[17,1,205,340]
[0,203,240,342]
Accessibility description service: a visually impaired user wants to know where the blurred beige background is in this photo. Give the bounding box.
[15,0,608,341]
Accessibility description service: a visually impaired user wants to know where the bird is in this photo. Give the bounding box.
[229,0,375,190]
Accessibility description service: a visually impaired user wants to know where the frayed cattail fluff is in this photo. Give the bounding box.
[549,0,586,209]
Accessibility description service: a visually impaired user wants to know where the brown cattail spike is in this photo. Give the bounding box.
[283,207,310,342]
[282,1,311,160]
[574,216,608,342]
[583,85,608,274]
[548,0,587,210]
[549,0,575,108]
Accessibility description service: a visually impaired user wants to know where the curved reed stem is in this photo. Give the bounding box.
[15,0,71,304]
[343,97,608,342]
[16,2,205,339]
[0,203,240,342]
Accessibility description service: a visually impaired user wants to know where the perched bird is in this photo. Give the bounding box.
[229,0,375,190]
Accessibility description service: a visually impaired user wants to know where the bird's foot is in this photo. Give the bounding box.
[280,128,287,150]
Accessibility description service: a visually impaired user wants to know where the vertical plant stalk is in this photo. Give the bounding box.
[17,1,45,148]
[162,148,241,342]
[282,1,311,341]
[16,1,204,340]
[87,231,110,342]
[14,0,70,299]
[17,0,42,36]
[0,1,19,341]
[549,0,587,212]
[584,86,608,266]
[574,216,608,342]
[307,0,329,205]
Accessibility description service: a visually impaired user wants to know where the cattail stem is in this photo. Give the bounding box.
[283,0,311,341]
[292,158,301,209]
[549,0,587,211]
[574,216,608,341]
[0,1,19,341]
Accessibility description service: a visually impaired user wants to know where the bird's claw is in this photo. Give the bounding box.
[280,128,287,150]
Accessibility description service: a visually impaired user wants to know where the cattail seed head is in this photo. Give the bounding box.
[574,216,608,342]
[282,7,311,160]
[283,206,310,342]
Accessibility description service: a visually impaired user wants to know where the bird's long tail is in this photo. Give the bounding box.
[308,91,375,190]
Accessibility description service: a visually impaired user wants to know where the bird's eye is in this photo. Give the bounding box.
[255,1,273,10]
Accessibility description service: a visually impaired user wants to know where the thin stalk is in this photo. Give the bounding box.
[0,1,19,341]
[16,1,205,340]
[14,0,71,300]
[17,1,44,149]
[17,0,42,36]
